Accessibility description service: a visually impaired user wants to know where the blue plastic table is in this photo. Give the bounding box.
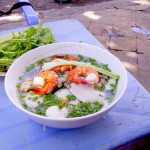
[0,19,150,150]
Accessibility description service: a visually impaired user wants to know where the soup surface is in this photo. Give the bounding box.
[17,55,119,118]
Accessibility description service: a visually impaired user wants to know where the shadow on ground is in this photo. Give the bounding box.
[0,0,113,12]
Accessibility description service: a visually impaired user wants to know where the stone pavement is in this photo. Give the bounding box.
[0,0,150,92]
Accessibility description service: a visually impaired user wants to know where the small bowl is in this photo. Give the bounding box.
[5,42,127,128]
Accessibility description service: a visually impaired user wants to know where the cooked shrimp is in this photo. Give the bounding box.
[20,80,33,92]
[67,67,100,87]
[52,56,78,73]
[29,71,58,95]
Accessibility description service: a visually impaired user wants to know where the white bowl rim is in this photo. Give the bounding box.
[5,42,128,121]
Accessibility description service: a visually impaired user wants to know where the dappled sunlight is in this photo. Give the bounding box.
[126,52,137,58]
[48,8,61,12]
[122,61,137,71]
[0,14,23,22]
[132,0,150,4]
[5,5,12,8]
[109,42,117,48]
[83,11,101,20]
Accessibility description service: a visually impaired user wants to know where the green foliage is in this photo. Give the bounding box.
[77,54,111,71]
[34,93,63,115]
[29,93,104,118]
[67,101,104,118]
[0,23,56,72]
[66,95,76,101]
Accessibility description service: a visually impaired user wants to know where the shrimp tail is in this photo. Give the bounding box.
[29,82,57,95]
[29,71,58,95]
[28,88,45,95]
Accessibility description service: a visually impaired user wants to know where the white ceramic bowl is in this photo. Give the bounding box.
[5,42,127,128]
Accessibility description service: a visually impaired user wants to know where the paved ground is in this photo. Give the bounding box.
[0,0,150,92]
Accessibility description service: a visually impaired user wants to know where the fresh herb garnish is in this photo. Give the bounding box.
[49,55,58,58]
[84,57,100,67]
[110,81,118,95]
[57,72,65,76]
[77,55,111,71]
[29,91,36,95]
[106,96,112,100]
[101,64,111,71]
[77,55,84,61]
[19,95,26,99]
[67,102,104,118]
[66,95,76,101]
[0,23,56,72]
[27,97,32,100]
[110,84,117,88]
[18,76,23,80]
[25,66,35,73]
[97,85,105,92]
[110,88,117,95]
[22,104,28,109]
[34,93,63,115]
[36,59,45,65]
[16,83,21,88]
[32,96,39,101]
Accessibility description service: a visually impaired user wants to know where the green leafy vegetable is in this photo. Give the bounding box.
[32,96,39,101]
[77,55,111,71]
[110,82,117,95]
[34,93,63,115]
[49,55,58,58]
[29,91,36,95]
[66,95,76,101]
[96,85,105,92]
[77,54,84,61]
[67,102,104,118]
[16,83,21,88]
[110,84,117,88]
[0,23,56,72]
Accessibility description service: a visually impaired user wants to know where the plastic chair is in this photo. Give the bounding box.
[18,0,39,26]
